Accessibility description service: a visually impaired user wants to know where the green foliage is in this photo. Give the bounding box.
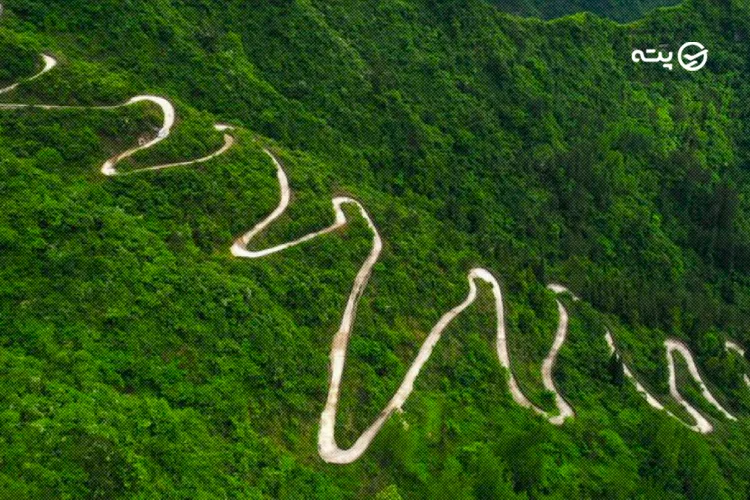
[490,0,682,22]
[0,28,37,86]
[609,353,625,387]
[0,0,750,498]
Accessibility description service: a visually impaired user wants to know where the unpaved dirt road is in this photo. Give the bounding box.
[606,332,739,433]
[232,148,575,463]
[4,40,746,465]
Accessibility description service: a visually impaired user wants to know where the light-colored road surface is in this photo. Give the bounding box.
[542,292,575,424]
[0,95,175,174]
[725,340,750,388]
[0,87,233,175]
[0,54,57,95]
[607,332,739,433]
[3,43,746,464]
[120,131,235,175]
[0,5,57,94]
[547,283,580,301]
[100,96,175,175]
[0,37,233,174]
[666,339,736,431]
[605,331,670,414]
[233,148,574,463]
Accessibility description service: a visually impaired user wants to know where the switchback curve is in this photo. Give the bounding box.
[726,340,750,388]
[606,332,741,433]
[231,148,575,463]
[0,7,57,94]
[1,33,747,464]
[0,93,234,175]
[0,54,57,95]
[0,53,576,462]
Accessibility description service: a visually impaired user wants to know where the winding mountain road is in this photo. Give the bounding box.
[605,331,672,415]
[0,5,57,94]
[726,340,750,388]
[232,148,575,463]
[606,332,741,433]
[0,54,57,95]
[0,93,234,175]
[0,3,53,92]
[543,293,575,425]
[0,28,747,464]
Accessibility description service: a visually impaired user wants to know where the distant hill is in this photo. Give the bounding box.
[490,0,682,21]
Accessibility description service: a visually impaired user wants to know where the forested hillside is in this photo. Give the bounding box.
[1,0,750,498]
[490,0,682,22]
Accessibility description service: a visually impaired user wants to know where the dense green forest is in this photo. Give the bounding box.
[1,0,750,497]
[490,0,682,22]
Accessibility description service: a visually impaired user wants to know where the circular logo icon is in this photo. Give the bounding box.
[678,42,708,72]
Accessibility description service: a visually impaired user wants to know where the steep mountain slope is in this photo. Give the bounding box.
[490,0,682,22]
[1,0,750,498]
